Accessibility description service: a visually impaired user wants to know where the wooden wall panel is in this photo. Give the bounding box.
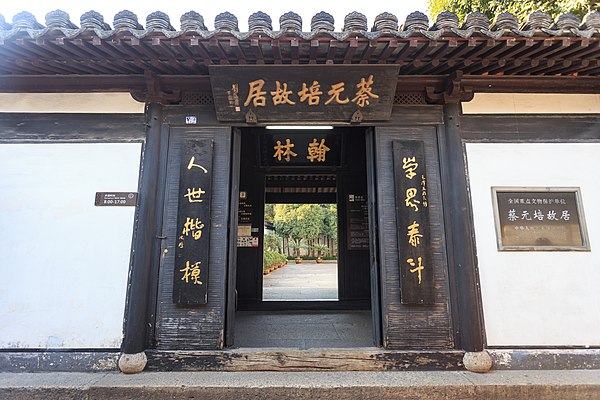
[155,126,232,350]
[375,124,454,349]
[460,115,600,141]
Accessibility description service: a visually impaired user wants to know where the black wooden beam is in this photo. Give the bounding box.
[437,103,485,352]
[121,103,165,354]
[461,75,600,93]
[0,74,599,103]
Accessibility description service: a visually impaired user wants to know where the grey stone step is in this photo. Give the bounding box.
[1,370,600,400]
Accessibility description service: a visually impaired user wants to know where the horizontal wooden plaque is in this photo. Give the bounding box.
[492,187,590,251]
[259,131,342,167]
[209,65,399,123]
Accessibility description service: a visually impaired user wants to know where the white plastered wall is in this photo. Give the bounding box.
[466,143,600,346]
[0,93,144,113]
[462,93,600,114]
[0,143,142,348]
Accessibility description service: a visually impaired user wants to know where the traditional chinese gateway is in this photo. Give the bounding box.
[1,8,599,375]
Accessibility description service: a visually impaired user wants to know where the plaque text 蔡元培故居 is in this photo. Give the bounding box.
[492,187,590,251]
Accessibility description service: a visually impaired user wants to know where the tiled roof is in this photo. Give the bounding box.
[2,9,600,40]
[1,9,600,77]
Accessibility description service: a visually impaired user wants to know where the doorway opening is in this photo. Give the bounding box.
[262,203,339,302]
[231,127,379,349]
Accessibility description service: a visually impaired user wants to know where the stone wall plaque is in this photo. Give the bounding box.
[492,187,590,251]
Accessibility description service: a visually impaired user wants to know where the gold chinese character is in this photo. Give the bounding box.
[407,257,425,284]
[405,188,420,212]
[178,235,185,249]
[407,221,423,248]
[273,138,298,162]
[306,138,331,163]
[244,79,267,107]
[180,261,202,285]
[187,156,208,173]
[298,81,323,105]
[325,82,350,105]
[182,217,204,240]
[402,157,418,180]
[184,187,207,203]
[351,75,379,107]
[270,81,295,105]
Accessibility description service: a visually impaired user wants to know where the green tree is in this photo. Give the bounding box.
[323,204,338,241]
[264,203,276,224]
[273,204,325,242]
[428,0,596,23]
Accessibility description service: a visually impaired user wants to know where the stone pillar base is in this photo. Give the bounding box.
[118,351,147,374]
[463,350,493,373]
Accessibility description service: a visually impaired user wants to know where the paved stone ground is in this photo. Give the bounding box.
[262,260,338,301]
[1,370,599,400]
[234,310,373,348]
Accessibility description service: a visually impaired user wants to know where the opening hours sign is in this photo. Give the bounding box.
[209,65,399,122]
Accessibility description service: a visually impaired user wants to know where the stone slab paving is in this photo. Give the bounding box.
[1,370,599,400]
[234,310,373,348]
[262,261,338,301]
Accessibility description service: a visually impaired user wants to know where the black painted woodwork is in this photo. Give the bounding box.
[155,126,232,350]
[438,104,484,352]
[225,129,242,347]
[365,128,383,346]
[375,119,454,349]
[209,65,399,122]
[0,113,144,142]
[460,114,600,141]
[235,127,371,311]
[121,104,163,355]
[172,139,214,305]
[392,140,435,305]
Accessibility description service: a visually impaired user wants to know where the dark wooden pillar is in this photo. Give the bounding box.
[122,103,166,354]
[438,103,484,352]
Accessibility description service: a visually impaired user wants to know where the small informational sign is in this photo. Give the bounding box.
[94,192,137,207]
[492,187,590,251]
[238,200,253,224]
[260,131,342,167]
[393,140,434,305]
[237,236,259,248]
[172,139,213,305]
[347,194,369,250]
[209,65,399,122]
[237,225,252,237]
[185,116,197,125]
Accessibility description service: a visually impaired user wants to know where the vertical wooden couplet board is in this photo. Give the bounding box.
[172,139,214,305]
[393,140,435,304]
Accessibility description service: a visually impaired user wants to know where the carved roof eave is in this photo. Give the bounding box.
[1,25,600,41]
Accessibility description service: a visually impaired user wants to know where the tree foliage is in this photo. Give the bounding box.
[428,0,595,23]
[272,203,326,241]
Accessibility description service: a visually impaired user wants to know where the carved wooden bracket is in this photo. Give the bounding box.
[130,70,181,104]
[245,109,258,124]
[351,109,363,124]
[425,71,474,104]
